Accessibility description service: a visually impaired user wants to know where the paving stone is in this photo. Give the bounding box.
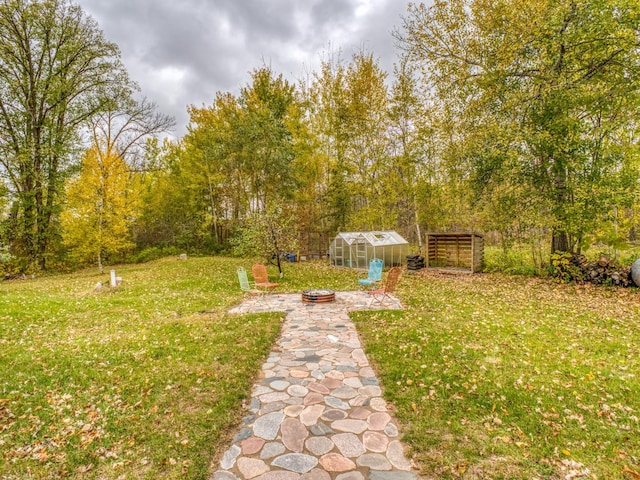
[321,378,343,389]
[290,370,310,378]
[260,392,291,403]
[331,433,366,457]
[349,407,372,420]
[299,404,325,426]
[310,422,335,436]
[260,441,286,460]
[233,428,252,443]
[330,419,368,434]
[369,397,388,412]
[362,431,389,452]
[335,472,364,480]
[325,371,345,380]
[321,409,347,422]
[253,411,285,441]
[287,385,309,397]
[336,365,358,372]
[249,398,261,413]
[211,471,240,480]
[305,436,334,456]
[301,468,331,480]
[367,412,391,431]
[356,453,391,470]
[303,392,325,405]
[241,436,266,455]
[343,377,363,389]
[253,385,275,396]
[368,472,417,480]
[237,457,269,479]
[351,349,367,364]
[325,396,350,410]
[272,453,318,473]
[361,377,379,386]
[359,385,382,397]
[387,440,412,470]
[281,417,308,452]
[307,382,330,394]
[253,472,300,480]
[269,380,291,391]
[383,422,398,437]
[242,414,257,425]
[331,386,359,399]
[318,453,356,472]
[260,401,287,415]
[220,445,241,469]
[348,395,370,407]
[284,404,305,417]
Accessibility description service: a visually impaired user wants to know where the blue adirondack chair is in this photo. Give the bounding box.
[358,258,383,288]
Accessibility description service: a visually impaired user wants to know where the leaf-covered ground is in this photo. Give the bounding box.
[3,259,639,479]
[0,257,292,479]
[353,271,640,479]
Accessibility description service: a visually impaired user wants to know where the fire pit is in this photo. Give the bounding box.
[301,289,336,303]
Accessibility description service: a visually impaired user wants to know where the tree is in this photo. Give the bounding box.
[87,93,174,171]
[0,0,132,269]
[397,0,640,254]
[231,203,298,277]
[61,146,139,272]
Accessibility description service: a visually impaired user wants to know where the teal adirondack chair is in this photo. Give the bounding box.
[358,258,383,288]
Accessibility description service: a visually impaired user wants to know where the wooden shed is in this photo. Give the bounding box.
[425,233,484,273]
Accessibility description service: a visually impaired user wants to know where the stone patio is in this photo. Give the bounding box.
[211,291,419,480]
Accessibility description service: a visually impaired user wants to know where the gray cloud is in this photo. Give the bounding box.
[77,0,411,136]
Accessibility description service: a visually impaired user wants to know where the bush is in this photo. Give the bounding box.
[483,245,541,276]
[133,246,182,263]
[548,251,584,282]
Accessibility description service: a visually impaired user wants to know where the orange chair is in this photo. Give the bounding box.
[252,263,280,291]
[368,266,401,307]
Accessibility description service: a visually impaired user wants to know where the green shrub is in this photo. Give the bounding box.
[548,251,584,282]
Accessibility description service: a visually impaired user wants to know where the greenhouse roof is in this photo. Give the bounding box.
[334,231,409,246]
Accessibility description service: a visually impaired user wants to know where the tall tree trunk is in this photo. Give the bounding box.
[552,230,570,253]
[552,161,571,253]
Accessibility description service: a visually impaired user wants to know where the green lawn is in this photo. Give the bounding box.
[0,257,358,479]
[2,258,639,479]
[353,271,640,479]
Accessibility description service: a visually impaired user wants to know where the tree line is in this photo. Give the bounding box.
[1,0,639,273]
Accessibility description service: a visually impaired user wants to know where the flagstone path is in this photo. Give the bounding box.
[211,291,420,480]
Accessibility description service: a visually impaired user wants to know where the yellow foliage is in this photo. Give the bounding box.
[61,146,140,267]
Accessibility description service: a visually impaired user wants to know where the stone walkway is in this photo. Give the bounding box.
[211,291,419,480]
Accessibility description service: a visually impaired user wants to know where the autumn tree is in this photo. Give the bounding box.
[397,0,640,254]
[178,67,300,250]
[61,147,139,272]
[0,0,133,270]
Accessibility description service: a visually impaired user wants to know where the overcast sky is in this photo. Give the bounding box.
[75,0,412,137]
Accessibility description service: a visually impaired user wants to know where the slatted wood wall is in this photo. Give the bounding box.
[425,233,484,273]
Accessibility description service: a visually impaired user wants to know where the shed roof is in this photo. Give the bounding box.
[333,231,409,246]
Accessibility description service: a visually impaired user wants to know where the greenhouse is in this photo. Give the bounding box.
[329,231,409,269]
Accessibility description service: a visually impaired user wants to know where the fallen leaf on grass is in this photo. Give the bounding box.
[623,466,640,479]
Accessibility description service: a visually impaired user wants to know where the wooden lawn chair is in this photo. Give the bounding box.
[368,266,401,307]
[252,263,280,291]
